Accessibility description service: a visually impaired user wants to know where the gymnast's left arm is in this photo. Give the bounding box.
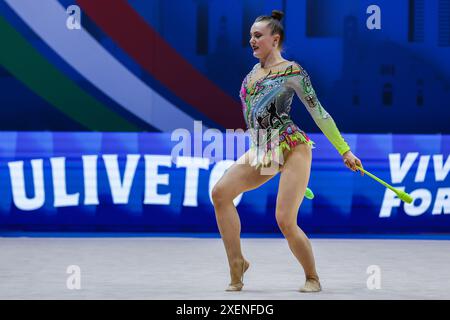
[287,64,364,175]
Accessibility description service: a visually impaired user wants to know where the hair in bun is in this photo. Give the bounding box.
[254,10,285,48]
[271,10,284,21]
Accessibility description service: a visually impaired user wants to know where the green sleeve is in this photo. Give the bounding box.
[288,66,351,156]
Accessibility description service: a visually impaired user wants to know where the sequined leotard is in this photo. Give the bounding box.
[239,61,351,168]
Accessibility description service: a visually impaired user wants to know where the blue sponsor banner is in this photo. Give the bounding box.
[0,132,448,234]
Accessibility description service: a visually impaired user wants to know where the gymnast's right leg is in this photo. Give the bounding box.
[212,149,277,291]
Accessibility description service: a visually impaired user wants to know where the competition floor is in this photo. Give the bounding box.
[1,236,449,300]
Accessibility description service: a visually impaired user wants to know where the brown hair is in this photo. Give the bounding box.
[254,10,285,48]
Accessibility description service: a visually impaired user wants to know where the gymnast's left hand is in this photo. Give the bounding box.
[342,150,364,176]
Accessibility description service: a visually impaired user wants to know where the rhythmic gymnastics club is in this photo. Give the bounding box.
[305,187,314,200]
[355,165,413,204]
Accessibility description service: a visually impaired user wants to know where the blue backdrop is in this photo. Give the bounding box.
[1,0,449,133]
[0,132,448,234]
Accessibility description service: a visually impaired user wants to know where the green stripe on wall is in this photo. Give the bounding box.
[0,16,140,131]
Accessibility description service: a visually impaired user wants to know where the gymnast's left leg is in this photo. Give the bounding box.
[275,143,321,292]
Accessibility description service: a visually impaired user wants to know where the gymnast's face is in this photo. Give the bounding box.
[249,21,281,59]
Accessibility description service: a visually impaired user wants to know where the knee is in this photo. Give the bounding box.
[276,214,297,237]
[211,184,229,207]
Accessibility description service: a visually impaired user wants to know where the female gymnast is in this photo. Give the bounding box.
[212,10,364,293]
